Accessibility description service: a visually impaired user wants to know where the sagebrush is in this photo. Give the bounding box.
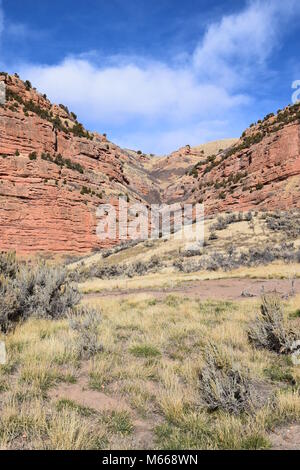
[0,252,81,332]
[199,343,254,415]
[248,295,298,354]
[69,306,102,359]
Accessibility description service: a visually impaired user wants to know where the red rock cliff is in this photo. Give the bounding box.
[163,107,300,213]
[1,73,299,254]
[0,73,144,254]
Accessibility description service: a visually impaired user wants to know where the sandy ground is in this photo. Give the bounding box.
[85,278,300,301]
[269,424,300,450]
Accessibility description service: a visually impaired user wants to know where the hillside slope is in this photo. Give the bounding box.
[148,139,238,185]
[163,108,300,211]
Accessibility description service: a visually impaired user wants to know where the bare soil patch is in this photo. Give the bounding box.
[270,423,300,450]
[85,278,300,301]
[48,363,156,449]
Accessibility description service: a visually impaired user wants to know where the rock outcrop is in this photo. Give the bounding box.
[149,139,238,184]
[0,72,299,255]
[0,73,149,254]
[163,108,300,213]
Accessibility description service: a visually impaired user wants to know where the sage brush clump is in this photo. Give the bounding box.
[248,295,298,354]
[0,251,18,278]
[210,212,252,232]
[175,242,299,273]
[265,211,300,239]
[78,255,162,281]
[0,252,81,332]
[199,344,254,415]
[69,306,102,359]
[101,239,141,258]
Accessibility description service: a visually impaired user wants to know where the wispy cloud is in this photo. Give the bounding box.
[115,119,233,155]
[20,58,248,123]
[3,1,300,153]
[193,0,300,88]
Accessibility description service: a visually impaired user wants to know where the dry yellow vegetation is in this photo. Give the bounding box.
[70,211,300,295]
[1,294,300,450]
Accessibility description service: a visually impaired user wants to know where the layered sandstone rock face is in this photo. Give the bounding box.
[149,139,238,184]
[0,72,299,254]
[0,74,150,254]
[163,109,300,213]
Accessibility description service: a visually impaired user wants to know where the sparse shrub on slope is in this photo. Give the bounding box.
[80,255,162,281]
[174,242,299,273]
[199,343,254,415]
[180,245,203,258]
[101,239,142,258]
[211,215,230,231]
[0,253,81,332]
[69,306,102,359]
[265,211,300,239]
[248,295,298,354]
[208,231,218,241]
[127,256,161,277]
[210,213,251,232]
[0,251,18,279]
[0,276,20,332]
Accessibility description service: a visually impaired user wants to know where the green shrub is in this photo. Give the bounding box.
[29,151,37,160]
[24,80,32,90]
[264,364,296,385]
[129,344,161,358]
[41,152,84,174]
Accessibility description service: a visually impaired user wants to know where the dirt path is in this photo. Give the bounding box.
[49,363,156,449]
[85,278,300,301]
[270,423,300,450]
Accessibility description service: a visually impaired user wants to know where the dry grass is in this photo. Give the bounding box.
[1,293,299,450]
[78,263,300,294]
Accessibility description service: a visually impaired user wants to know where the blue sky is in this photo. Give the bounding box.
[0,0,300,154]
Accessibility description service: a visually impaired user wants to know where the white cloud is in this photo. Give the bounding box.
[3,0,300,152]
[19,58,248,126]
[193,0,300,88]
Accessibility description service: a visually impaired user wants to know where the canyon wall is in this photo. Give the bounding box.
[0,73,299,254]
